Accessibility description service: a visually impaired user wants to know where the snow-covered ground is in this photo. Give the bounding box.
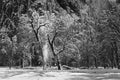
[0,68,120,80]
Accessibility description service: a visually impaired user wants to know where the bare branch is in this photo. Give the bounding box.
[57,39,66,55]
[57,45,65,55]
[47,34,51,45]
[47,34,56,56]
[0,12,5,28]
[51,31,58,44]
[36,23,48,34]
[31,20,39,41]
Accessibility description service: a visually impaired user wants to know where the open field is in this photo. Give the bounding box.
[0,68,120,80]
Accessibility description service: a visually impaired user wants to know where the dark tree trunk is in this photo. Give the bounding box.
[49,42,61,70]
[22,57,25,68]
[111,41,119,69]
[94,57,98,68]
[57,59,61,70]
[111,52,114,69]
[20,59,24,68]
[86,55,90,68]
[103,57,106,69]
[56,55,61,70]
[114,41,119,69]
[116,54,120,69]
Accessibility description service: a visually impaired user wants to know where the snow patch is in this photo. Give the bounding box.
[45,72,70,77]
[70,73,89,76]
[104,73,120,75]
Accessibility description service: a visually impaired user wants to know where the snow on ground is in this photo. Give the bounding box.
[69,73,89,76]
[0,68,120,80]
[104,73,120,75]
[0,71,72,80]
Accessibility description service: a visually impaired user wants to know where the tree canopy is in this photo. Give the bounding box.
[0,0,120,70]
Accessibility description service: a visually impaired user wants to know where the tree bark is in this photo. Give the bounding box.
[111,41,119,69]
[56,55,61,70]
[22,53,25,68]
[94,57,98,68]
[29,54,32,67]
[42,41,49,70]
[50,44,61,70]
[47,34,61,70]
[31,21,47,70]
[9,37,13,69]
[86,55,90,68]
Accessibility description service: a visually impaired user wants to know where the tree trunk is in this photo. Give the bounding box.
[57,60,61,70]
[115,49,119,69]
[113,41,119,69]
[9,37,13,69]
[22,58,24,68]
[20,59,23,68]
[50,44,61,70]
[47,35,61,70]
[43,61,47,70]
[42,41,49,70]
[94,57,98,68]
[31,21,46,70]
[9,58,12,69]
[56,55,61,70]
[111,52,114,69]
[29,56,32,67]
[86,55,90,68]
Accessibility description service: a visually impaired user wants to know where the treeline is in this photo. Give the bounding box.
[0,0,120,70]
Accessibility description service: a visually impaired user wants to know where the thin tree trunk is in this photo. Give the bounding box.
[111,55,114,69]
[114,42,119,69]
[21,59,24,68]
[86,55,90,68]
[9,37,13,69]
[94,57,98,68]
[116,54,119,69]
[29,56,32,67]
[22,54,25,68]
[112,41,119,69]
[9,58,12,69]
